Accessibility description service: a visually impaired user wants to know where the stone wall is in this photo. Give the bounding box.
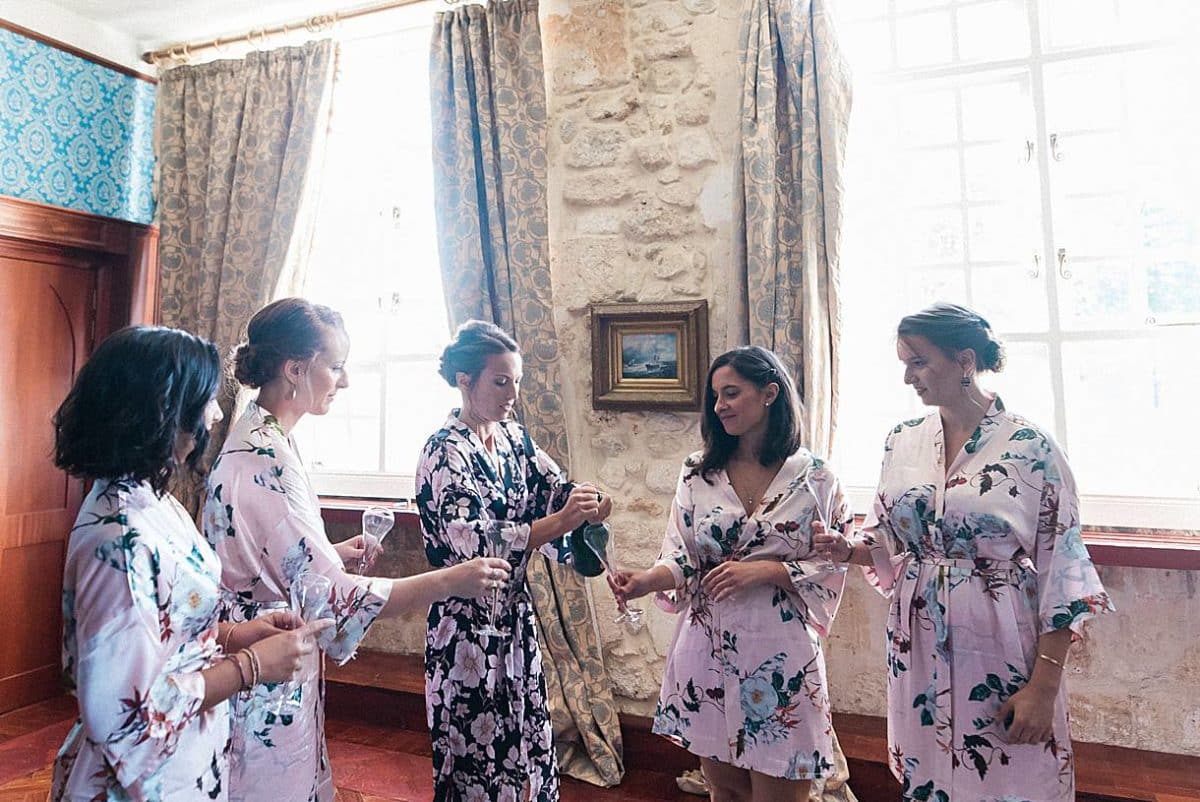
[541,0,742,714]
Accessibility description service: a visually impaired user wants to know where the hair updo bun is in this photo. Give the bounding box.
[232,298,345,389]
[897,302,1006,373]
[438,320,519,387]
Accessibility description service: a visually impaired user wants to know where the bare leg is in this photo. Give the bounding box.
[701,757,752,802]
[749,770,811,802]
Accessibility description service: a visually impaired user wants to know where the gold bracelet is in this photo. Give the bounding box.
[226,653,249,690]
[1038,652,1064,669]
[241,648,261,686]
[220,621,243,653]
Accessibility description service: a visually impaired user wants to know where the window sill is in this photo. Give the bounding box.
[319,496,418,528]
[1080,528,1200,570]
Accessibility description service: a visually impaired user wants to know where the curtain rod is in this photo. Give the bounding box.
[140,0,452,65]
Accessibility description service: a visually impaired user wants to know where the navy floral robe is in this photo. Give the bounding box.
[415,411,574,802]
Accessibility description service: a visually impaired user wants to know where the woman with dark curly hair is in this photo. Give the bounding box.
[611,346,849,802]
[815,303,1113,801]
[204,299,509,802]
[51,326,327,802]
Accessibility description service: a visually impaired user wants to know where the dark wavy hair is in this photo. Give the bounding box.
[698,346,801,478]
[897,302,1006,372]
[53,326,222,494]
[233,298,346,388]
[437,320,519,387]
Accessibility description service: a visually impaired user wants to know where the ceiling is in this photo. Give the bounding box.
[45,0,380,52]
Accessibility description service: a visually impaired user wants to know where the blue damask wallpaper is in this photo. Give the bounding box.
[0,29,155,224]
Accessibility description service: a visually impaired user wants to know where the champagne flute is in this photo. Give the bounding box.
[274,571,333,714]
[356,506,395,573]
[803,469,850,568]
[581,522,644,631]
[475,520,516,639]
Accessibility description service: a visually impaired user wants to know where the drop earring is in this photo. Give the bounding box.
[961,374,972,392]
[288,382,297,401]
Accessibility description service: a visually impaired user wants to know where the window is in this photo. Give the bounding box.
[834,0,1200,529]
[295,15,459,499]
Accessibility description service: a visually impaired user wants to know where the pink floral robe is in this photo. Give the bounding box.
[863,396,1114,801]
[652,448,849,781]
[203,402,391,802]
[53,479,229,801]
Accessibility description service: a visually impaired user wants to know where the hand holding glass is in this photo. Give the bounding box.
[582,523,644,631]
[805,472,851,567]
[475,520,517,639]
[356,506,395,573]
[274,571,332,714]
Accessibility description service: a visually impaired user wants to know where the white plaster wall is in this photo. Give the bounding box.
[0,0,150,75]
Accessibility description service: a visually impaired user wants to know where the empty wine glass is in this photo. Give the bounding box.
[804,468,851,569]
[581,522,644,631]
[356,506,395,573]
[274,571,333,714]
[475,520,517,640]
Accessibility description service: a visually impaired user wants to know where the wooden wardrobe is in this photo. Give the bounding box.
[0,194,158,714]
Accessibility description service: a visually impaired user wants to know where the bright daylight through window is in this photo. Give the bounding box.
[295,18,458,499]
[833,0,1200,529]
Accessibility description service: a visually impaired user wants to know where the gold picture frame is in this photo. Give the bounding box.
[590,301,709,411]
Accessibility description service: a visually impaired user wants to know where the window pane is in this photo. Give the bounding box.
[1061,334,1200,498]
[895,11,955,68]
[956,0,1030,63]
[384,360,461,475]
[987,340,1055,434]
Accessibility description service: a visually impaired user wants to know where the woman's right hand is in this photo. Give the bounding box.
[609,569,653,603]
[251,619,335,684]
[812,520,855,563]
[560,484,602,531]
[451,557,512,598]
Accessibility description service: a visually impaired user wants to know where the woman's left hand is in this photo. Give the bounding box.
[226,611,303,652]
[996,682,1058,744]
[701,560,784,603]
[335,535,367,569]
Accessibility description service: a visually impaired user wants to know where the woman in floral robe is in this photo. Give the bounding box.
[52,326,320,801]
[204,300,507,802]
[415,320,608,801]
[816,304,1113,802]
[614,347,848,802]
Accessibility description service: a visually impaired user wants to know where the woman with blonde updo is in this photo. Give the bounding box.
[204,299,510,802]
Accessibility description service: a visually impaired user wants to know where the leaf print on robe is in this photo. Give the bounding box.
[204,402,390,802]
[862,397,1113,801]
[651,449,848,781]
[53,479,229,802]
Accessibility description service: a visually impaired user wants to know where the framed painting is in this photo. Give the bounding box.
[590,300,709,411]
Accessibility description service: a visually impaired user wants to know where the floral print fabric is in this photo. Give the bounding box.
[53,479,229,801]
[415,411,574,801]
[652,448,849,781]
[863,396,1114,801]
[203,402,390,802]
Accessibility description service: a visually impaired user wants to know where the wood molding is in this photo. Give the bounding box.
[0,195,151,255]
[0,18,156,83]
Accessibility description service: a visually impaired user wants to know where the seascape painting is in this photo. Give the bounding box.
[621,332,678,379]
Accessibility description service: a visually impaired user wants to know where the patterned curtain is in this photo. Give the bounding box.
[156,40,334,506]
[430,0,623,787]
[735,3,857,800]
[733,0,852,461]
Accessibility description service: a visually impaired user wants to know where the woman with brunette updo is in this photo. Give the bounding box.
[203,299,509,802]
[814,303,1113,801]
[414,320,612,801]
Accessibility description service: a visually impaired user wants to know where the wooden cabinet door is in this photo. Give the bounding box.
[0,246,95,713]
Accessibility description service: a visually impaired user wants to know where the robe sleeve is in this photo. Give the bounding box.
[69,526,209,796]
[1031,436,1114,635]
[519,427,576,563]
[778,464,849,636]
[225,451,391,666]
[653,461,701,613]
[862,429,915,597]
